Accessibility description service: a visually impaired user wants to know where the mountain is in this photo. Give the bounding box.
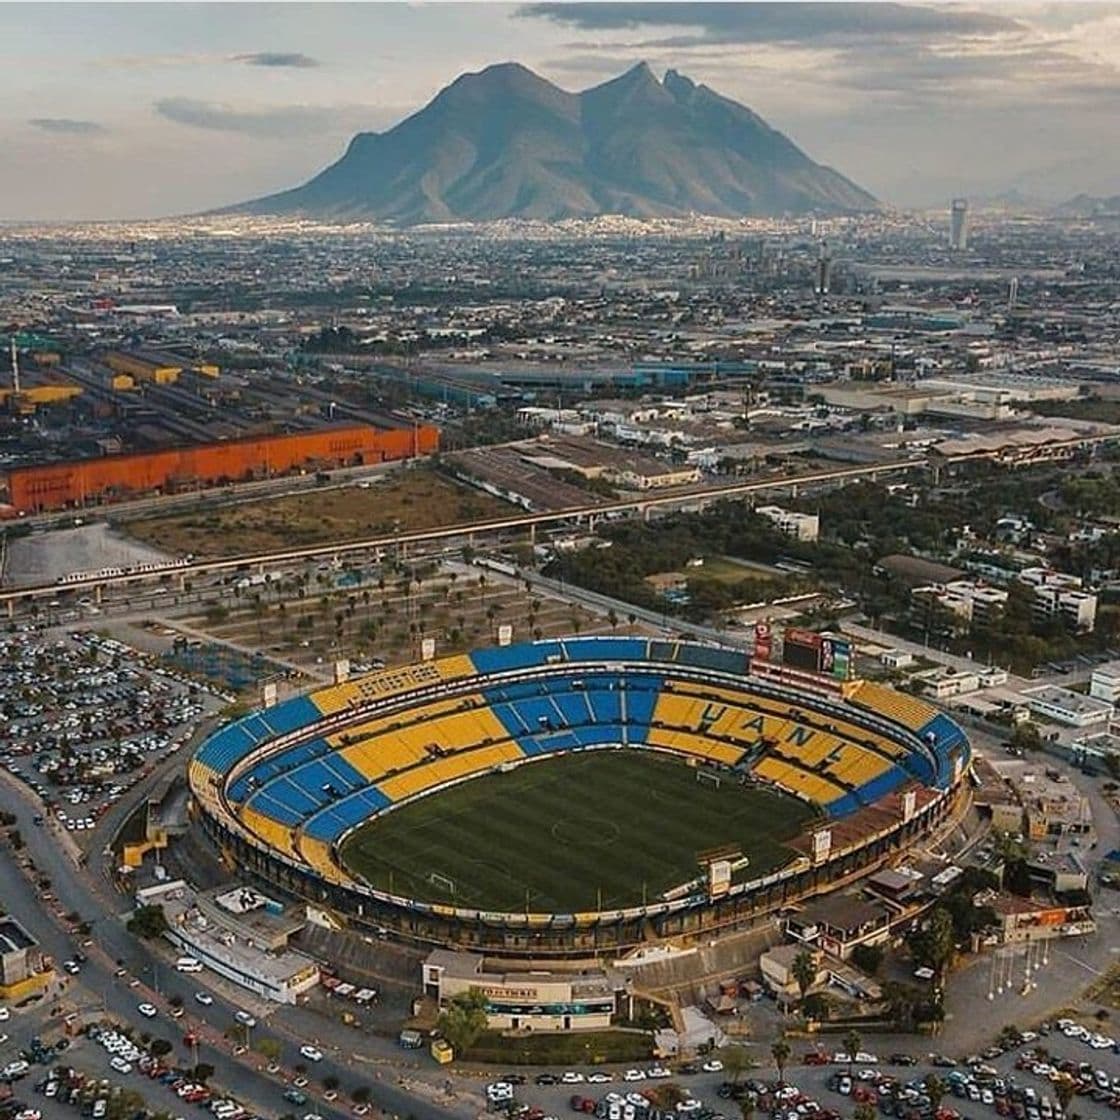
[226,62,877,223]
[1053,193,1120,218]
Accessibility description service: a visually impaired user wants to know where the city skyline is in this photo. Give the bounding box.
[2,1,1120,221]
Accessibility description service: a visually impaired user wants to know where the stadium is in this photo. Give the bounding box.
[188,638,971,958]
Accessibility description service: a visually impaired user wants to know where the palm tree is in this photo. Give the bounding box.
[843,1029,861,1076]
[791,949,817,1006]
[771,1039,791,1087]
[1055,1080,1075,1116]
[722,1044,752,1086]
[924,1075,945,1115]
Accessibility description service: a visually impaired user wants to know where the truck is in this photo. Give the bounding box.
[430,1038,454,1065]
[398,1029,423,1049]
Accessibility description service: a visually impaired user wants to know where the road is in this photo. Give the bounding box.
[0,779,470,1120]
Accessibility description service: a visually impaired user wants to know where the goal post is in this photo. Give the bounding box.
[428,871,456,897]
[696,769,721,790]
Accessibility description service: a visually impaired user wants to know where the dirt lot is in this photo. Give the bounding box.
[179,562,652,673]
[122,468,512,558]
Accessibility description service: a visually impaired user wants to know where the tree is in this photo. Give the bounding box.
[150,1038,173,1058]
[322,1075,339,1093]
[908,906,955,978]
[843,1029,861,1076]
[126,904,168,939]
[437,987,489,1057]
[194,1063,214,1083]
[351,1087,371,1105]
[851,943,884,975]
[771,1039,791,1087]
[168,995,183,1009]
[854,1104,877,1120]
[1055,1079,1075,1114]
[791,949,817,1004]
[722,1044,752,1085]
[256,1037,282,1061]
[924,1075,945,1115]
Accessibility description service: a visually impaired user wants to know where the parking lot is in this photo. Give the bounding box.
[0,629,226,839]
[485,1017,1120,1120]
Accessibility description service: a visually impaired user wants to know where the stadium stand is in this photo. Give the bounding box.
[194,639,966,890]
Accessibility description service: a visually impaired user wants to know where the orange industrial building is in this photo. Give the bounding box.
[3,423,439,513]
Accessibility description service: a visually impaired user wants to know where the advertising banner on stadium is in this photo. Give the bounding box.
[820,637,852,681]
[783,628,823,673]
[811,828,832,864]
[753,622,773,662]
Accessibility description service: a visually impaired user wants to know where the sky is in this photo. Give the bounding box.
[2,1,1119,221]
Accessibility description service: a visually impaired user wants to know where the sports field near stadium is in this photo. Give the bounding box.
[339,750,817,913]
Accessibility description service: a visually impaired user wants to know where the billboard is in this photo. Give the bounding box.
[708,859,733,899]
[820,636,852,681]
[902,789,917,823]
[753,621,773,663]
[811,828,832,864]
[497,624,513,647]
[420,638,436,661]
[261,681,278,709]
[783,628,823,673]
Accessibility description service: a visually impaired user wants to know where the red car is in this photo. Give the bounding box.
[805,1053,831,1066]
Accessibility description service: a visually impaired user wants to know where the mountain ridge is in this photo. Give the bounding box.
[224,61,879,223]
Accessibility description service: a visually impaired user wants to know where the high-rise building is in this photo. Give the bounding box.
[950,198,969,251]
[815,240,832,295]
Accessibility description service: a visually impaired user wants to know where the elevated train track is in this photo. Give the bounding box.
[3,428,1117,611]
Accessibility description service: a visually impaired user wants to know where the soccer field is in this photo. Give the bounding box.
[339,750,817,913]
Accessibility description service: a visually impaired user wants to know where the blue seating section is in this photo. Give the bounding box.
[261,695,322,735]
[229,738,332,802]
[482,673,661,754]
[302,788,393,842]
[196,719,261,773]
[195,638,970,853]
[917,713,968,787]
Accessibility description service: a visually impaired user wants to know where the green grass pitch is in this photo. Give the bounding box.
[339,750,817,913]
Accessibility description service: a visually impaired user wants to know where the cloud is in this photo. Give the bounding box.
[153,98,405,140]
[28,117,105,134]
[232,51,320,69]
[154,98,344,138]
[519,2,1022,45]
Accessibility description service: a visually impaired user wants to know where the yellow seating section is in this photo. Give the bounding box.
[672,679,908,760]
[826,744,889,787]
[851,681,936,731]
[376,741,525,802]
[754,756,845,806]
[312,653,478,715]
[239,804,297,858]
[645,726,746,766]
[337,697,509,783]
[297,834,343,883]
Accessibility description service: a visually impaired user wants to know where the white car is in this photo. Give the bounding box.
[562,1073,585,1084]
[588,1073,613,1084]
[623,1070,646,1082]
[109,1057,132,1075]
[299,1046,323,1063]
[0,1007,8,1021]
[647,1067,672,1079]
[234,1011,256,1027]
[195,992,214,1005]
[136,1003,157,1018]
[702,1060,724,1073]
